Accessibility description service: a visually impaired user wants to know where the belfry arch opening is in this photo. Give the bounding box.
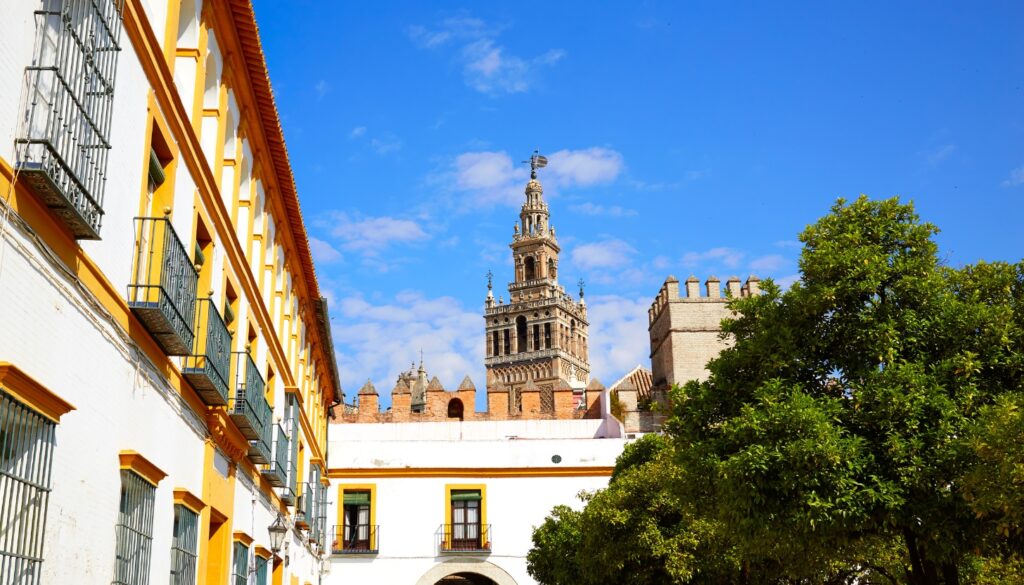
[524,256,535,280]
[515,316,527,353]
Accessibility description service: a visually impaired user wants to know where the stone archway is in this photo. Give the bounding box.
[415,559,518,585]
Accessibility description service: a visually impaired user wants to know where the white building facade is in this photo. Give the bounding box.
[323,416,625,585]
[0,1,338,584]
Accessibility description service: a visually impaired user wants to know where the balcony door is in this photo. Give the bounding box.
[450,491,481,550]
[343,492,370,550]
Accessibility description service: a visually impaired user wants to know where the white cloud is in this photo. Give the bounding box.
[571,239,636,270]
[309,237,342,264]
[447,147,625,209]
[327,213,429,255]
[349,126,366,139]
[410,15,563,95]
[1002,165,1024,187]
[314,79,329,99]
[748,254,787,272]
[546,148,624,187]
[586,294,651,384]
[926,143,955,166]
[681,247,744,269]
[371,135,402,155]
[569,202,637,217]
[333,291,483,409]
[775,274,801,290]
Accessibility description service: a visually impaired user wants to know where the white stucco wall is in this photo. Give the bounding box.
[325,420,628,585]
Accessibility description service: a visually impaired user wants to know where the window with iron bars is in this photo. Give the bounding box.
[255,555,269,585]
[16,0,125,240]
[113,470,156,585]
[231,541,249,585]
[169,504,199,585]
[0,389,58,585]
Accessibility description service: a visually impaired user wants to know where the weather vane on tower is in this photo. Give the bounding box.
[523,149,548,179]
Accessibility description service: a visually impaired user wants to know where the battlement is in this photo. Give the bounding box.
[648,274,761,326]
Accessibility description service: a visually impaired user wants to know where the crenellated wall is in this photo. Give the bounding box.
[648,274,761,388]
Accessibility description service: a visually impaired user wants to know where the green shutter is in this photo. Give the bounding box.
[450,490,481,502]
[149,149,166,186]
[343,492,370,505]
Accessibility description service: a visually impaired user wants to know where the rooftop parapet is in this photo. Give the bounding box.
[649,274,763,325]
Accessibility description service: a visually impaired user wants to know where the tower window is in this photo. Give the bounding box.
[533,324,540,351]
[491,331,499,357]
[503,329,511,355]
[524,257,536,280]
[516,316,527,353]
[544,323,551,349]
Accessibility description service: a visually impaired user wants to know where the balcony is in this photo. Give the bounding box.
[260,424,288,487]
[228,352,270,442]
[295,486,311,529]
[182,298,231,405]
[127,217,198,355]
[16,1,123,239]
[437,524,492,554]
[331,525,378,555]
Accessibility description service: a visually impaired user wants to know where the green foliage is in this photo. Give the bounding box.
[528,196,1024,585]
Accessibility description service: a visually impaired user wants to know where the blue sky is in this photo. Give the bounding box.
[251,1,1024,409]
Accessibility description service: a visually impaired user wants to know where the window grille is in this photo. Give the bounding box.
[230,542,248,585]
[254,555,268,585]
[0,389,58,585]
[113,470,155,585]
[16,0,125,239]
[169,505,198,585]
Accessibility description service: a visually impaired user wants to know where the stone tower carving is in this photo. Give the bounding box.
[484,152,590,414]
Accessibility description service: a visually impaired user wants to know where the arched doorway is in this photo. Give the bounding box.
[447,398,464,421]
[415,560,518,585]
[436,573,496,585]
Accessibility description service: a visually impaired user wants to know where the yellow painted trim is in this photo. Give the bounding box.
[335,483,377,552]
[0,362,75,423]
[329,466,614,479]
[444,484,487,550]
[254,545,272,559]
[202,107,220,117]
[175,47,201,60]
[173,488,206,513]
[120,450,168,486]
[233,531,254,547]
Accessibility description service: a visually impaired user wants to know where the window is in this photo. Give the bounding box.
[231,541,248,585]
[170,504,199,585]
[524,256,535,280]
[343,491,371,550]
[544,323,551,349]
[254,555,269,585]
[490,331,499,357]
[0,388,58,585]
[446,487,488,551]
[113,470,156,585]
[16,0,124,239]
[533,325,540,351]
[337,485,376,554]
[503,329,510,355]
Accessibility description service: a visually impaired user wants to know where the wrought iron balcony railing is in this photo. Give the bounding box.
[331,525,378,555]
[260,424,288,488]
[437,524,492,554]
[127,217,198,355]
[229,353,270,443]
[16,1,124,239]
[182,298,231,405]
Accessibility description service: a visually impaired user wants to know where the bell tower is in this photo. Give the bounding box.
[484,152,590,416]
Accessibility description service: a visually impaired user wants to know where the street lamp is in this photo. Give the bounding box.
[268,514,287,556]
